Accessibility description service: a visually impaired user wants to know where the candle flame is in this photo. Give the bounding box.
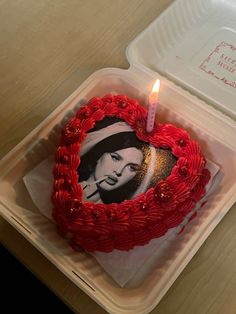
[152,79,161,93]
[149,79,160,105]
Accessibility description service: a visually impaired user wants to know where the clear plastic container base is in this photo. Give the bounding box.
[0,68,235,314]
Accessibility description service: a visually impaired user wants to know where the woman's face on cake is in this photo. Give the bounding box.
[94,147,143,191]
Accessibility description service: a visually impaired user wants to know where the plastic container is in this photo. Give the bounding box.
[0,0,236,313]
[127,0,236,120]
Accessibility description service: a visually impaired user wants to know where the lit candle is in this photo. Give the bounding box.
[146,79,160,133]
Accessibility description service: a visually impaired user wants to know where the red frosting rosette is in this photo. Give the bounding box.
[52,94,211,252]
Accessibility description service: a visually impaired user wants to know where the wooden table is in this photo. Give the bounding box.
[0,1,236,313]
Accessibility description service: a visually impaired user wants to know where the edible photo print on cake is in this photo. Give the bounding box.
[77,117,177,204]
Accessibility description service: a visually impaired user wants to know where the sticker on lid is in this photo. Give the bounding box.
[199,42,236,89]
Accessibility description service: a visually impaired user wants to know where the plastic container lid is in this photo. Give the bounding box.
[127,0,236,120]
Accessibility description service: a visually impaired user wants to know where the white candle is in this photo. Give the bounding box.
[146,79,160,133]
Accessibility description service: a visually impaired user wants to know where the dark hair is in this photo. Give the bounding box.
[77,118,177,204]
[78,131,146,181]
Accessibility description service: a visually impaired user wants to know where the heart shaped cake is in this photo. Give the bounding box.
[52,94,211,252]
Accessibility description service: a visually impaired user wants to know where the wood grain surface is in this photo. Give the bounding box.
[0,1,236,313]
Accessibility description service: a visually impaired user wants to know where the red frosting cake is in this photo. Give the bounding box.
[52,94,211,252]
